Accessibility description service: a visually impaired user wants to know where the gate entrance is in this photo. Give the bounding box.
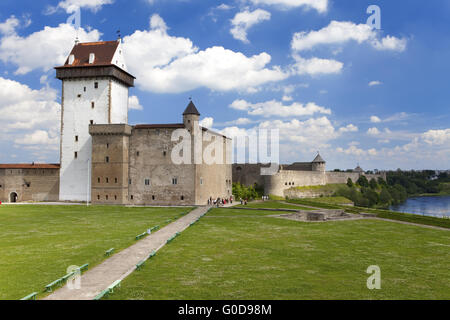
[10,192,18,203]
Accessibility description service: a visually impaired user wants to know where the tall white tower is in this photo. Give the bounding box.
[56,40,135,201]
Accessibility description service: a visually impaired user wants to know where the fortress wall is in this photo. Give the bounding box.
[326,172,386,184]
[195,135,232,205]
[0,168,59,203]
[232,164,267,187]
[128,127,196,206]
[265,170,327,197]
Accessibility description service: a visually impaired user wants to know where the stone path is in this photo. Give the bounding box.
[44,206,210,300]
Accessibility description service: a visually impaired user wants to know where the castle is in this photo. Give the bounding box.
[233,154,386,198]
[0,40,384,204]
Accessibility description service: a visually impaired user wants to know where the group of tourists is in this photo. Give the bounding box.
[208,196,233,207]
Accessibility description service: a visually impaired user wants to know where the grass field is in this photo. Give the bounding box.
[108,207,450,300]
[287,198,450,229]
[300,196,354,205]
[235,200,315,210]
[0,205,191,300]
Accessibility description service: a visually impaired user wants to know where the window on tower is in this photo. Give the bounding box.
[94,82,98,89]
[91,102,95,109]
[74,152,78,159]
[105,156,109,163]
[90,120,94,125]
[75,136,78,142]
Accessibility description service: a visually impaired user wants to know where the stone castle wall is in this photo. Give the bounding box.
[233,163,387,198]
[90,121,232,206]
[0,168,59,203]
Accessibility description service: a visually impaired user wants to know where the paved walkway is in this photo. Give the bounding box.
[44,206,210,300]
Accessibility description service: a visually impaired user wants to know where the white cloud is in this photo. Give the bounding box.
[369,80,382,86]
[247,0,328,13]
[370,112,412,124]
[230,99,331,118]
[423,129,450,146]
[282,95,293,102]
[336,144,378,157]
[0,22,100,75]
[150,13,168,32]
[339,124,358,133]
[367,127,381,136]
[291,21,407,52]
[0,77,60,151]
[258,117,338,147]
[200,117,214,129]
[230,9,271,43]
[52,0,114,13]
[15,130,58,145]
[370,115,382,123]
[217,4,233,10]
[0,16,20,35]
[128,95,143,111]
[292,55,343,75]
[123,15,287,93]
[372,35,407,52]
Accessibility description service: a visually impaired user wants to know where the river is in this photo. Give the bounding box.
[390,195,450,218]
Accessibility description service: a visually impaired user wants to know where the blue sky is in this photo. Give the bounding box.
[0,0,449,170]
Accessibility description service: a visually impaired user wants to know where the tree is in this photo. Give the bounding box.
[369,178,378,190]
[379,188,392,205]
[347,178,354,188]
[364,189,380,207]
[357,175,369,188]
[377,177,388,188]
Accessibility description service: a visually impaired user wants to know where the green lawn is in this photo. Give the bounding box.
[287,198,450,229]
[300,196,354,205]
[108,208,450,300]
[0,205,191,300]
[235,200,314,211]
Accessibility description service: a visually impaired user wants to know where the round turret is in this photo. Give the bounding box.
[311,153,326,172]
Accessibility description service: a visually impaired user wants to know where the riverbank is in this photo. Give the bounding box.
[390,195,450,218]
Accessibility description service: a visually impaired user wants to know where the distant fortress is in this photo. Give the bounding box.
[233,154,386,198]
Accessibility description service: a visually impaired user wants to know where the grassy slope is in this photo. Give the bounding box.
[0,205,191,300]
[109,208,450,300]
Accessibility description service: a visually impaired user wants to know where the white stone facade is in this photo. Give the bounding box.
[59,77,129,201]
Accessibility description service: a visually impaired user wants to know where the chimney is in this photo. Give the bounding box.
[89,53,95,64]
[68,54,75,65]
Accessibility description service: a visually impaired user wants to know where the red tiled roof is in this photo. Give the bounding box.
[0,164,60,169]
[58,40,119,68]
